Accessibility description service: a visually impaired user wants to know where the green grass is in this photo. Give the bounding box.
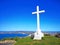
[14,36,60,45]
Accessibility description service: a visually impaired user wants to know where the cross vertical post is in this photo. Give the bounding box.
[32,6,45,31]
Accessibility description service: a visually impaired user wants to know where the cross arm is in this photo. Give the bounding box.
[32,12,37,14]
[39,10,45,13]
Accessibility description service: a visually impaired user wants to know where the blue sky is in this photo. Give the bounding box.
[0,0,60,31]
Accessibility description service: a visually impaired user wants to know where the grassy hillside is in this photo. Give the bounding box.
[14,36,60,45]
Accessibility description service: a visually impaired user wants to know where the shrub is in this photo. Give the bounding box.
[31,34,34,39]
[55,33,60,38]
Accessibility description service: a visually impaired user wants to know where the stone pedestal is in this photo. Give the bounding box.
[33,29,44,40]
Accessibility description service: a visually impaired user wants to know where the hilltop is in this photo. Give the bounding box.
[14,36,60,45]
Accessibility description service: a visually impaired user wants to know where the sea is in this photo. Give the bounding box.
[0,31,60,40]
[0,33,28,39]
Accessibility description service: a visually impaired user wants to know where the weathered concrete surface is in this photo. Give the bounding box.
[0,40,16,45]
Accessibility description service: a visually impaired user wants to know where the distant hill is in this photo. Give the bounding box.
[0,31,60,35]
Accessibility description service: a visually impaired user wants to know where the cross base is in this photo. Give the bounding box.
[33,29,44,40]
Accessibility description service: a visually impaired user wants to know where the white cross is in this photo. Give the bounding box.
[32,6,45,31]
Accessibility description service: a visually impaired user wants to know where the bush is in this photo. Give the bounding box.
[13,37,20,41]
[44,34,50,36]
[31,34,34,39]
[55,33,60,38]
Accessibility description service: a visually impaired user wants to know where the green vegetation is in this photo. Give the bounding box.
[0,36,60,45]
[14,36,60,45]
[0,37,20,41]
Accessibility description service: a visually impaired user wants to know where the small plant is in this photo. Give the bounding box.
[55,33,60,38]
[31,34,34,39]
[44,34,50,36]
